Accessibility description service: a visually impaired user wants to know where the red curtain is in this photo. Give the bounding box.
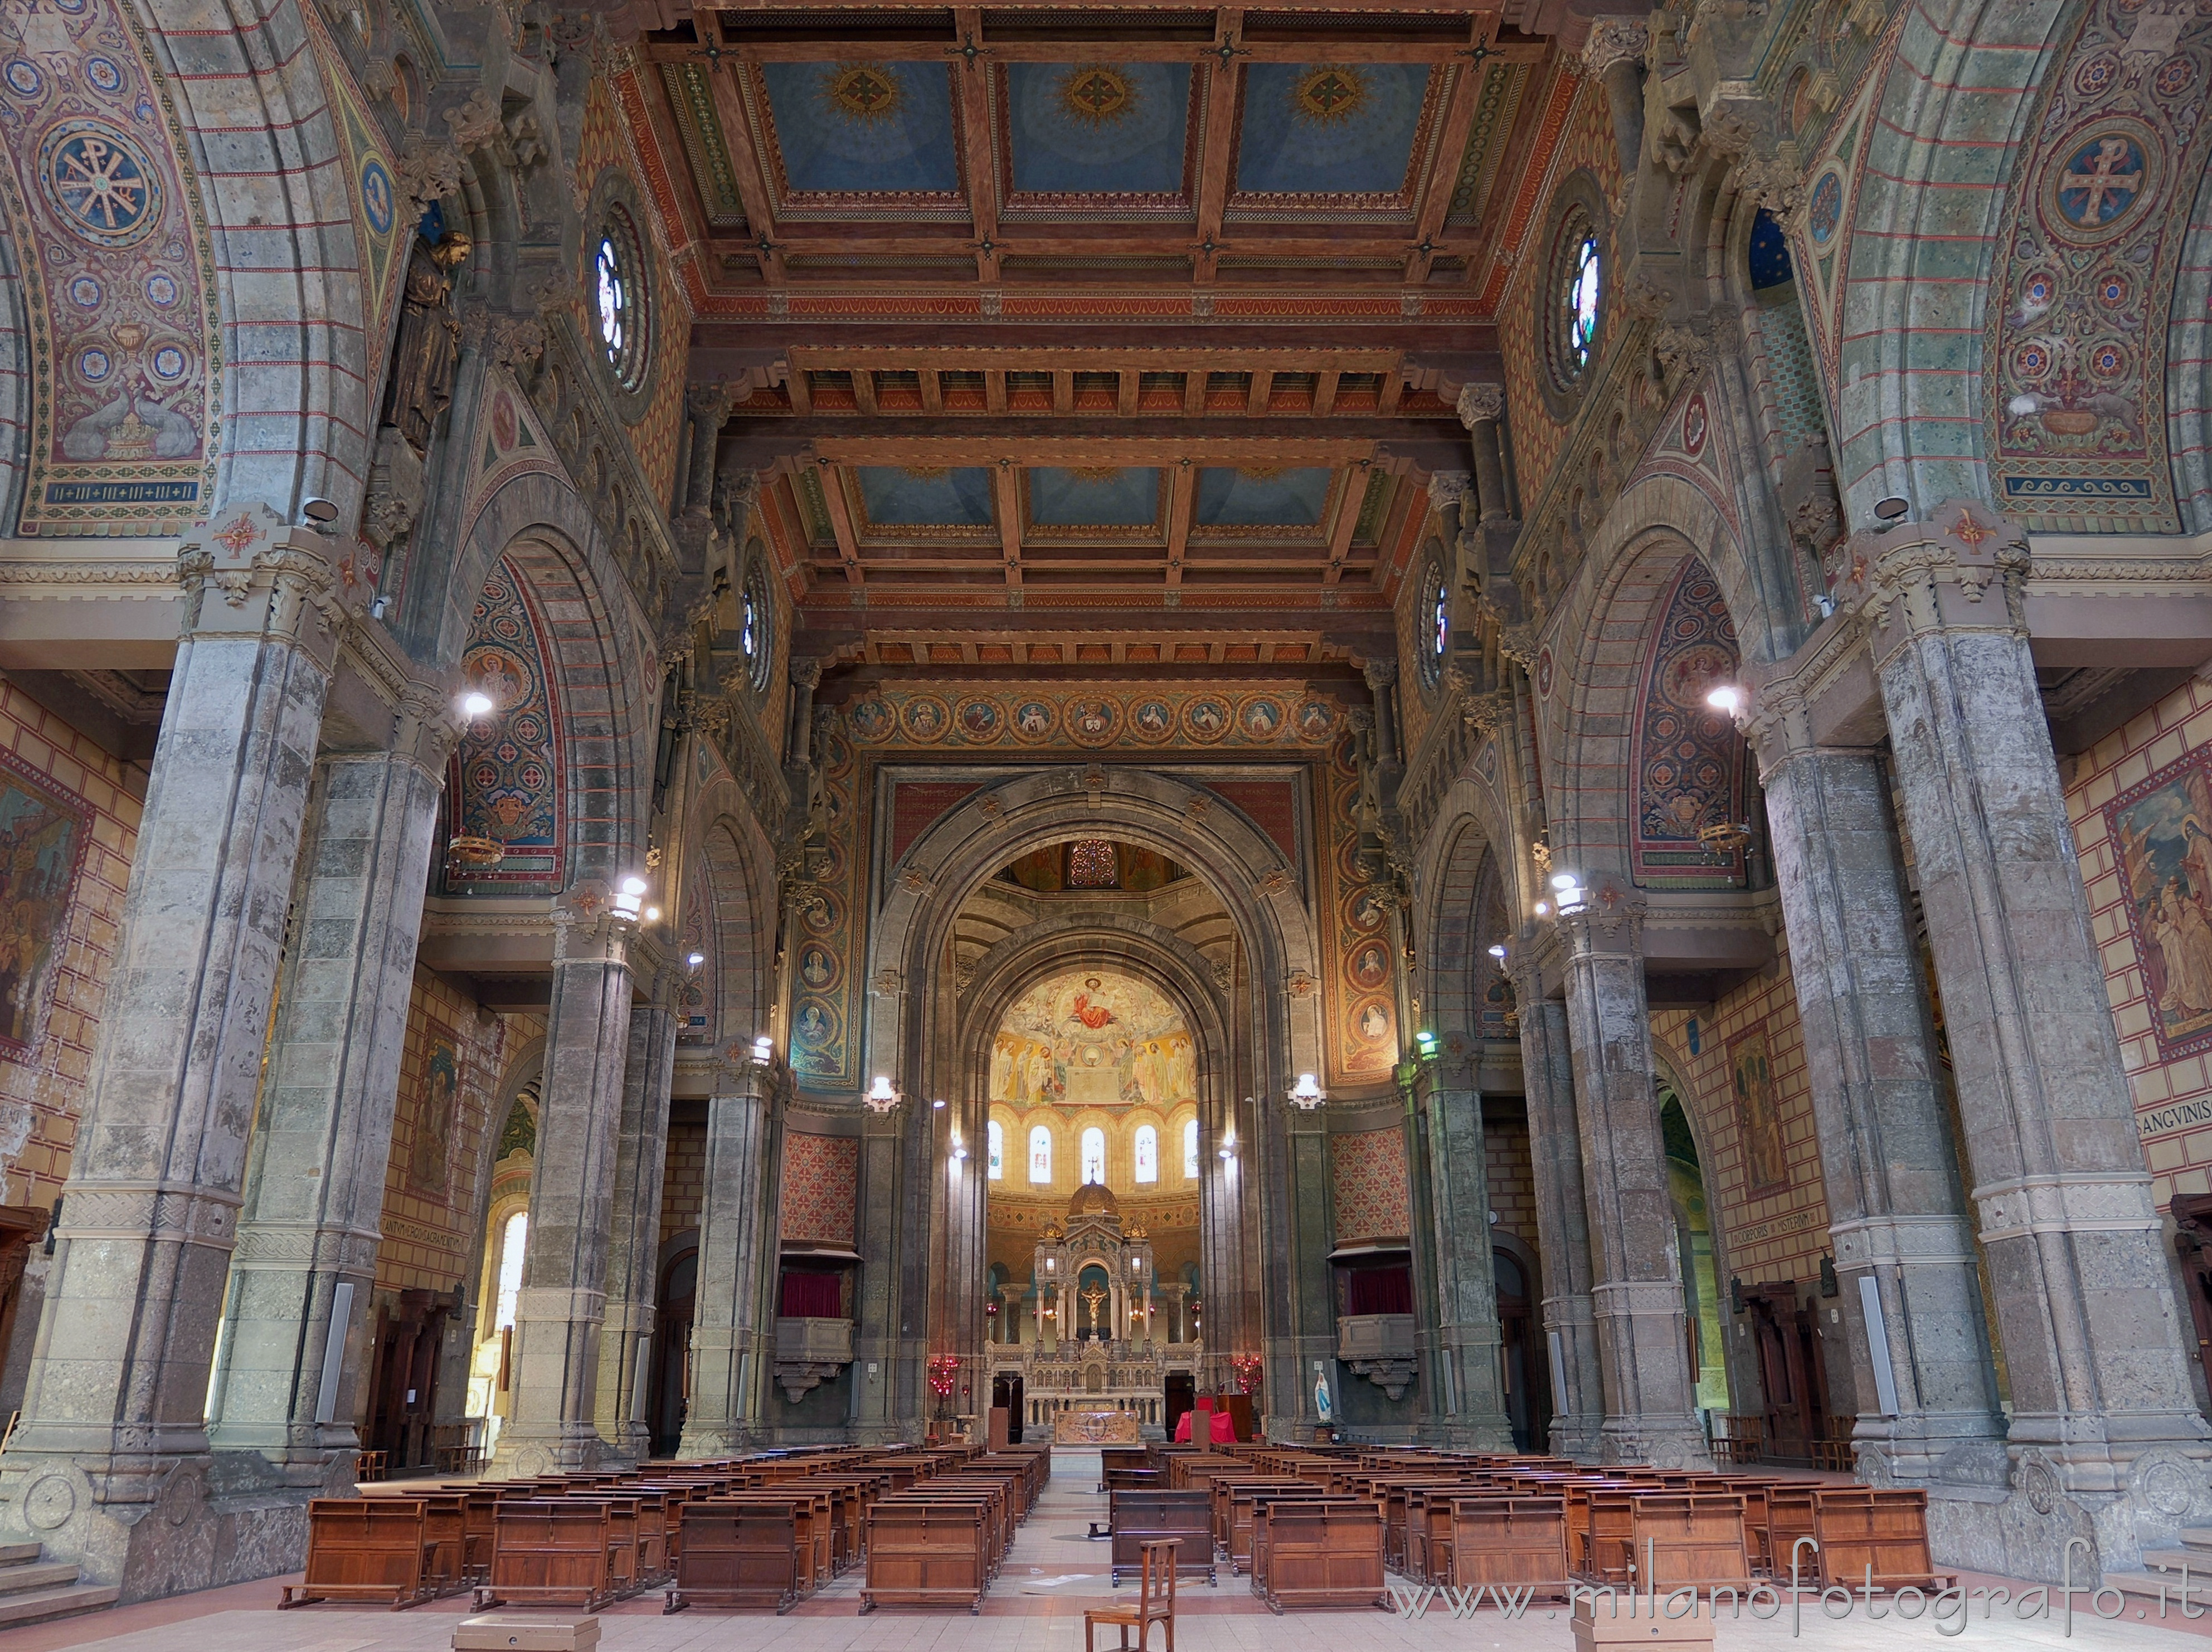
[780,1270,843,1317]
[1346,1264,1413,1315]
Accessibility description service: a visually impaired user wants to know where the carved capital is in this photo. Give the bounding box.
[790,656,824,692]
[1427,470,1474,515]
[396,141,464,212]
[1363,659,1399,690]
[1557,879,1648,954]
[1622,272,1673,323]
[688,381,736,425]
[1856,499,2032,660]
[177,504,347,670]
[1455,382,1506,429]
[1582,16,1650,75]
[492,316,547,378]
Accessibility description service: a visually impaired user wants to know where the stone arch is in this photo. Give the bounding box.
[687,793,776,1049]
[0,218,25,534]
[139,2,374,519]
[1412,784,1524,1050]
[2170,168,2212,533]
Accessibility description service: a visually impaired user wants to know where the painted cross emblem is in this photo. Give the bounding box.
[1296,67,1364,121]
[2056,135,2146,228]
[1950,511,1994,547]
[213,514,258,555]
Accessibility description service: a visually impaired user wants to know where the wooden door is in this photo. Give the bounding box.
[1747,1283,1813,1462]
[367,1289,446,1468]
[992,1372,1025,1444]
[649,1245,697,1454]
[1493,1247,1551,1453]
[1163,1371,1194,1443]
[2174,1195,2212,1380]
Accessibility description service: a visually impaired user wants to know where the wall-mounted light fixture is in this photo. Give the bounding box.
[612,875,647,919]
[1549,871,1587,915]
[865,1074,901,1114]
[460,690,495,720]
[751,1034,773,1065]
[1287,1073,1325,1111]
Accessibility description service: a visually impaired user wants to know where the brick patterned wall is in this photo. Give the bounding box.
[0,678,142,1209]
[1650,936,1833,1284]
[372,972,514,1293]
[1484,1117,1538,1249]
[2065,676,2212,1207]
[662,1115,707,1246]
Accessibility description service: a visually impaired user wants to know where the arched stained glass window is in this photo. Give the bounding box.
[1029,1124,1052,1183]
[988,1119,1004,1180]
[1081,1126,1106,1186]
[1562,221,1600,379]
[1184,1118,1199,1179]
[1134,1124,1158,1183]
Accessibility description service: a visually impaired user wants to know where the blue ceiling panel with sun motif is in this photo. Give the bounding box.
[1195,467,1332,527]
[1004,64,1195,204]
[1028,467,1164,527]
[1233,62,1432,199]
[757,61,962,197]
[856,466,996,528]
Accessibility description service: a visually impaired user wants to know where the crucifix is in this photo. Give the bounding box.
[1081,1283,1108,1338]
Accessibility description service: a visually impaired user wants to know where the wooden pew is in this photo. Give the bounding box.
[863,1499,991,1613]
[1226,1482,1324,1575]
[1809,1488,1946,1591]
[664,1502,803,1613]
[1448,1495,1571,1600]
[474,1498,626,1611]
[1252,1498,1386,1613]
[1111,1489,1216,1586]
[1631,1492,1752,1591]
[280,1498,440,1610]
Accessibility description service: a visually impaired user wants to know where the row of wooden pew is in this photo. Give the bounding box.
[280,1440,1052,1615]
[1103,1441,1947,1613]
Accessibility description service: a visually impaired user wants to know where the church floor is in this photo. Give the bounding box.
[1,1451,2200,1651]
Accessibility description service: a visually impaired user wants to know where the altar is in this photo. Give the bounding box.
[1053,1408,1143,1445]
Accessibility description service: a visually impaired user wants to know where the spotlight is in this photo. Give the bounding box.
[612,875,646,918]
[1874,496,1911,522]
[1287,1073,1325,1111]
[866,1074,901,1113]
[687,952,706,969]
[300,497,339,526]
[933,1098,946,1109]
[460,690,495,719]
[751,1034,773,1065]
[1487,944,1507,961]
[644,905,661,923]
[1705,684,1742,717]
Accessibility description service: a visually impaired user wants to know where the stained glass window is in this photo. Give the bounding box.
[1184,1118,1199,1178]
[1433,578,1449,659]
[591,206,648,391]
[1563,225,1600,377]
[1067,839,1118,887]
[1081,1126,1106,1185]
[1029,1124,1052,1183]
[988,1119,1004,1180]
[1134,1124,1158,1183]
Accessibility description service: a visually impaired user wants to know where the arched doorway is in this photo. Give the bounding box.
[1659,1087,1734,1420]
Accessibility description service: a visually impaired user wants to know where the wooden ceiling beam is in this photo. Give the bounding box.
[920,368,944,415]
[851,370,879,416]
[1246,371,1271,416]
[1407,26,1491,285]
[1192,12,1243,284]
[694,321,1496,358]
[741,226,1477,257]
[814,462,867,584]
[728,417,1471,472]
[1314,369,1341,415]
[785,343,1407,374]
[646,39,1530,65]
[700,20,789,284]
[993,462,1025,585]
[1165,461,1194,588]
[1182,372,1207,417]
[986,370,1009,413]
[951,6,1003,282]
[1323,464,1367,586]
[1052,371,1075,414]
[1118,369,1140,416]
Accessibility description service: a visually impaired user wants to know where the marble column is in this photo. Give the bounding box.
[592,987,680,1461]
[679,1063,777,1455]
[1512,967,1606,1458]
[1863,504,2212,1566]
[488,903,636,1476]
[205,690,458,1481]
[1745,679,2007,1482]
[1581,18,1647,181]
[0,511,344,1594]
[1557,887,1709,1468]
[1411,1065,1515,1447]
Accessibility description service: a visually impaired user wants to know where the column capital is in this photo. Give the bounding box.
[552,899,636,962]
[1427,470,1474,515]
[178,504,348,670]
[1455,382,1506,428]
[1363,658,1399,690]
[1848,498,2031,665]
[687,381,736,425]
[1581,15,1650,76]
[790,655,824,691]
[1556,878,1646,958]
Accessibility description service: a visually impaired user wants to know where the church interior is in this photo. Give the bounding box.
[0,0,2210,1639]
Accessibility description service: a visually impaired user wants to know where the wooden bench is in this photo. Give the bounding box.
[1808,1487,1946,1591]
[279,1498,441,1610]
[863,1500,991,1613]
[1448,1495,1571,1600]
[1111,1490,1216,1586]
[473,1498,627,1611]
[1631,1492,1751,1591]
[1251,1498,1385,1613]
[664,1502,803,1613]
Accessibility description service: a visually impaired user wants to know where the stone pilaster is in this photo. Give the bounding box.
[679,1063,777,1455]
[1556,885,1710,1468]
[487,904,636,1478]
[1411,1064,1515,1448]
[1513,968,1605,1458]
[0,507,347,1596]
[1744,678,2007,1483]
[1862,501,2212,1571]
[205,684,458,1480]
[592,990,680,1462]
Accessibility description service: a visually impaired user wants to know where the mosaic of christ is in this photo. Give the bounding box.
[989,968,1198,1109]
[2112,758,2212,1051]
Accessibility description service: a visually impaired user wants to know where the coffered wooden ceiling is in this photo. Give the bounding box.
[620,3,1579,660]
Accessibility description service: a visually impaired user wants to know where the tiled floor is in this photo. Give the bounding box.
[7,1451,2205,1651]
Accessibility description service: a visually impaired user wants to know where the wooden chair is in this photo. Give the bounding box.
[1086,1538,1178,1652]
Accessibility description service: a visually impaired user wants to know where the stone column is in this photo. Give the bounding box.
[680,1063,777,1455]
[1581,18,1647,181]
[1453,386,1512,527]
[1513,966,1606,1458]
[205,688,458,1481]
[592,987,680,1461]
[1413,1064,1516,1448]
[1863,504,2212,1567]
[0,509,344,1594]
[488,903,636,1477]
[1032,1283,1045,1347]
[1364,659,1399,766]
[1744,679,2007,1482]
[682,384,733,516]
[1557,886,1709,1468]
[999,1285,1023,1346]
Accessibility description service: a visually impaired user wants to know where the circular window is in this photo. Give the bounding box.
[739,561,774,693]
[1419,559,1448,689]
[592,206,648,392]
[1548,207,1601,391]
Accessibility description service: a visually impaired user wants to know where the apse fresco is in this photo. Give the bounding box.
[990,969,1197,1109]
[2109,751,2212,1059]
[444,557,562,892]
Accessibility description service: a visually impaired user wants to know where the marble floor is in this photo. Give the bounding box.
[3,1451,2204,1651]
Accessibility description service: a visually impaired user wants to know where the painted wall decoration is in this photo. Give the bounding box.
[443,556,564,893]
[677,878,716,1043]
[1983,0,2212,531]
[406,1040,460,1196]
[1330,1125,1412,1242]
[376,987,523,1293]
[1729,1025,1790,1196]
[2105,745,2212,1063]
[0,748,87,1055]
[303,3,408,376]
[989,968,1197,1110]
[791,717,858,1084]
[780,1130,860,1246]
[1630,557,1749,889]
[1323,729,1399,1079]
[0,0,220,534]
[845,684,1343,752]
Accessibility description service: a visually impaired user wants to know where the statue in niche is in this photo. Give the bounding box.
[384,232,472,455]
